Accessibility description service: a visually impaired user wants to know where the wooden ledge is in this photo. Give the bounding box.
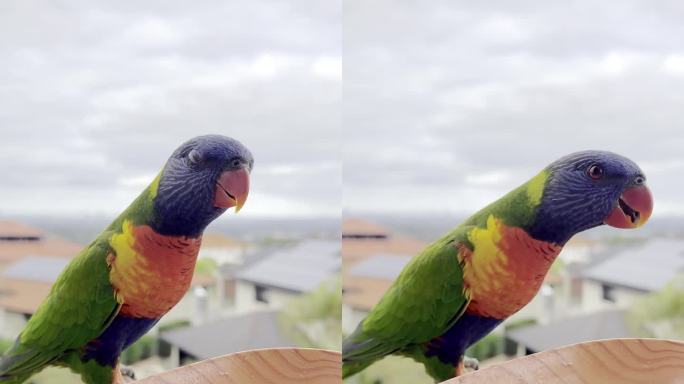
[135,348,341,384]
[441,338,684,384]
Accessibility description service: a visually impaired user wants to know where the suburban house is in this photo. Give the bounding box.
[218,247,274,310]
[0,220,80,270]
[507,309,630,356]
[233,240,340,313]
[580,239,684,311]
[159,310,294,368]
[341,218,425,268]
[198,232,252,265]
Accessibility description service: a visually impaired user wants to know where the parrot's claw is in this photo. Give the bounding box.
[120,365,136,381]
[463,356,479,371]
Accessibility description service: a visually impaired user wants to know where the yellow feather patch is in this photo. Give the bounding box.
[109,220,154,304]
[148,172,161,199]
[110,221,145,272]
[525,170,548,207]
[466,215,508,270]
[462,216,511,295]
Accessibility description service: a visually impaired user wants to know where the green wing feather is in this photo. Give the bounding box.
[0,232,119,381]
[342,226,472,378]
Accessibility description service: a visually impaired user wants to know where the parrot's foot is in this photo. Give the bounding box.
[463,356,479,371]
[120,365,136,381]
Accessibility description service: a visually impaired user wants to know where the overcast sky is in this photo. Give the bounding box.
[3,2,684,221]
[343,1,684,219]
[0,1,341,218]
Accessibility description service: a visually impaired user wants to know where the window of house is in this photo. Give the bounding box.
[602,284,616,303]
[255,285,269,303]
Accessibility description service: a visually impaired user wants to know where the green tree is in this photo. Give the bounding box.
[628,277,684,338]
[278,276,342,351]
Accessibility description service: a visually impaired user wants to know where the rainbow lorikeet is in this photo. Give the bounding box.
[342,151,653,382]
[0,135,253,384]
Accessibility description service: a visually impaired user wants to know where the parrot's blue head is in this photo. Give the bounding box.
[153,134,253,237]
[528,150,653,245]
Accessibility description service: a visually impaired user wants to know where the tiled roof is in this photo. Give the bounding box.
[342,218,390,237]
[2,256,69,283]
[236,240,340,293]
[160,310,294,360]
[0,220,43,238]
[0,234,81,268]
[0,278,53,315]
[507,309,631,352]
[582,239,684,292]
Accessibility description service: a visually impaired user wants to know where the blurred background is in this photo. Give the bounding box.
[342,1,684,383]
[0,1,340,382]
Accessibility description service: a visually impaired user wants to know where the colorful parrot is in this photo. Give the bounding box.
[0,135,253,384]
[342,151,653,382]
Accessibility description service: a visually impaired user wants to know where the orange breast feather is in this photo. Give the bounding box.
[458,216,561,319]
[108,221,202,318]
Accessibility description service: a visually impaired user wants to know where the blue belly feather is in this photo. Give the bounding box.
[82,315,159,367]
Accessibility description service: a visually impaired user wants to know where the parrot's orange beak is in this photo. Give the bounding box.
[604,185,653,228]
[214,168,250,212]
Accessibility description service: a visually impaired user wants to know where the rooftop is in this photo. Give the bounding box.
[235,240,340,293]
[0,220,44,239]
[347,253,412,280]
[343,276,393,311]
[0,221,81,268]
[160,310,294,360]
[1,256,70,283]
[201,232,251,248]
[343,254,415,311]
[507,309,631,353]
[0,278,53,315]
[342,218,390,238]
[582,239,684,292]
[342,219,427,312]
[342,233,425,268]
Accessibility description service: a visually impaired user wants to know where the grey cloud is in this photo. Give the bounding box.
[0,0,340,217]
[344,0,684,215]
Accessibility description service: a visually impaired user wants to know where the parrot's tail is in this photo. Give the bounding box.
[0,338,56,384]
[342,323,399,379]
[0,372,32,384]
[341,359,374,379]
[0,353,38,384]
[0,376,25,384]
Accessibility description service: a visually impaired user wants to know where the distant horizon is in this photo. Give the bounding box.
[4,213,341,244]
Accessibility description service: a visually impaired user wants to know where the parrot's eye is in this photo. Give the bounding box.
[188,149,202,164]
[230,159,241,168]
[587,165,603,180]
[634,175,645,185]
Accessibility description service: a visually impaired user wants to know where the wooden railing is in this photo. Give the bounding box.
[441,338,684,384]
[135,340,684,383]
[135,348,341,384]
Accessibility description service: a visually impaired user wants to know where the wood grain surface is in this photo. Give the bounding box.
[442,338,684,384]
[135,348,341,384]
